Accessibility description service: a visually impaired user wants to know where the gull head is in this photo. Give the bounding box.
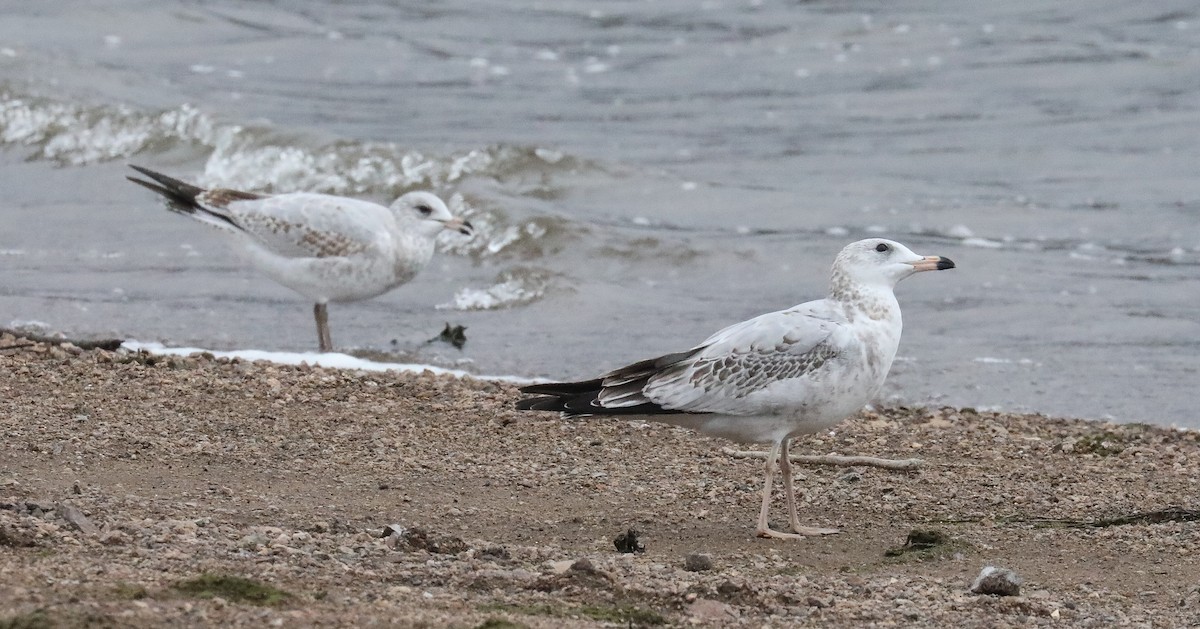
[832,238,955,293]
[390,191,475,238]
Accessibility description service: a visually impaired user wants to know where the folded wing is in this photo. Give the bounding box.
[517,304,845,417]
[128,165,389,261]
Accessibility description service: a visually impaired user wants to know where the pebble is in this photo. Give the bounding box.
[684,553,715,572]
[58,502,98,535]
[687,598,736,622]
[970,566,1022,596]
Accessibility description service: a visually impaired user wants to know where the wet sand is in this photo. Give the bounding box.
[2,336,1199,627]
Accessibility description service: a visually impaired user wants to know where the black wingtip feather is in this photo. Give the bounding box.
[128,164,204,197]
[127,165,243,231]
[514,388,687,417]
[518,379,604,397]
[516,350,704,418]
[126,165,204,215]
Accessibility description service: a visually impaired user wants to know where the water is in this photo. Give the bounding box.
[0,1,1197,425]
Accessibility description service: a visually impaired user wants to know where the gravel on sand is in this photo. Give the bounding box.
[2,337,1199,627]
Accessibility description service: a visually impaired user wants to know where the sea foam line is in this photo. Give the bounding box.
[121,341,536,384]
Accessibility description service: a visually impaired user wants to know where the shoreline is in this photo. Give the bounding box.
[67,333,1192,430]
[2,337,1198,627]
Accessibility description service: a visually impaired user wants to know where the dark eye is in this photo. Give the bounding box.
[416,204,434,216]
[875,243,890,253]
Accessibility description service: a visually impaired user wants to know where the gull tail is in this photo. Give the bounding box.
[126,165,241,231]
[517,350,700,417]
[516,381,684,417]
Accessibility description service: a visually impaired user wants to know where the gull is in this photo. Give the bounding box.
[126,165,473,352]
[517,238,955,539]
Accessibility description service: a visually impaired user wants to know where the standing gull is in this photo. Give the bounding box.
[126,165,473,352]
[517,239,955,539]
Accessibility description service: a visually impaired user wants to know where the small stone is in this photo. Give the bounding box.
[684,553,714,572]
[806,596,827,608]
[687,598,736,622]
[569,558,596,574]
[479,546,510,561]
[99,530,129,545]
[238,533,268,549]
[613,528,645,554]
[970,566,1022,596]
[58,502,98,535]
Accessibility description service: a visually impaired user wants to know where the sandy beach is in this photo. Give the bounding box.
[2,336,1199,628]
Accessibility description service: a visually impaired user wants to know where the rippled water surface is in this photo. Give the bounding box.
[1,1,1197,424]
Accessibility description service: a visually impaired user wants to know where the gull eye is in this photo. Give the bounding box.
[416,204,434,217]
[875,243,890,253]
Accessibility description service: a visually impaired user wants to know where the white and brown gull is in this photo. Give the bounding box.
[126,165,473,353]
[517,238,955,539]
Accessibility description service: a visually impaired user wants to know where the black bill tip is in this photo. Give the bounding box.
[459,220,474,236]
[937,257,956,270]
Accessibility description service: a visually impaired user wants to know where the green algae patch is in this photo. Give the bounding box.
[884,528,967,562]
[173,574,291,606]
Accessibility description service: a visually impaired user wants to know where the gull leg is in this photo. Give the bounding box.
[755,441,781,538]
[314,303,333,353]
[723,447,922,471]
[755,441,815,540]
[779,438,838,536]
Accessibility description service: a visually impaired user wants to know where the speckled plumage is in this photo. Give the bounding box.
[127,165,473,352]
[518,238,956,539]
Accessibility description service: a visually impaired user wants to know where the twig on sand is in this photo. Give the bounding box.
[721,447,923,470]
[0,342,34,352]
[934,507,1200,529]
[0,328,124,352]
[1011,507,1200,529]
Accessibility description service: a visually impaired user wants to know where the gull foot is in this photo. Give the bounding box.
[756,526,839,540]
[723,448,922,470]
[791,525,839,536]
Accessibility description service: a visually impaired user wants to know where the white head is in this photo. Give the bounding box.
[830,238,955,298]
[389,191,474,239]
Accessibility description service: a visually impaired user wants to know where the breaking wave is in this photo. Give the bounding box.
[0,87,589,196]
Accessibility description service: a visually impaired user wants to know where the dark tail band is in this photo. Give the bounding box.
[127,165,240,230]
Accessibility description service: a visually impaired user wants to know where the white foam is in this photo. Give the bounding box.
[0,91,575,195]
[438,274,547,311]
[973,357,1037,366]
[120,341,534,384]
[962,237,1003,248]
[944,224,974,239]
[0,95,219,165]
[534,147,564,163]
[6,320,52,334]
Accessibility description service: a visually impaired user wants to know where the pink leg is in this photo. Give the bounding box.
[754,441,781,537]
[779,438,838,536]
[314,303,333,352]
